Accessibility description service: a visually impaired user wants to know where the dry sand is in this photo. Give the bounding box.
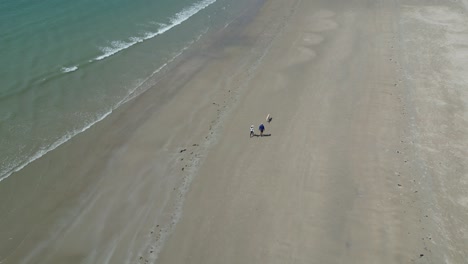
[1,0,468,263]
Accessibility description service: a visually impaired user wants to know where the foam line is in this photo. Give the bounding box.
[61,66,78,73]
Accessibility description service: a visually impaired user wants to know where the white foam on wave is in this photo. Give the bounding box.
[93,41,135,61]
[91,0,217,62]
[61,66,78,73]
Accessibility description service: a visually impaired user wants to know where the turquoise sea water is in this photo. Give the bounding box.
[0,0,253,181]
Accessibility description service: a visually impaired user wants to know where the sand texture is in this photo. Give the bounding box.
[1,0,467,263]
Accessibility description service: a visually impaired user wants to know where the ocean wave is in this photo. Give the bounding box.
[61,66,78,73]
[91,0,217,62]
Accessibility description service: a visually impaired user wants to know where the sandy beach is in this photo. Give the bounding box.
[1,0,468,263]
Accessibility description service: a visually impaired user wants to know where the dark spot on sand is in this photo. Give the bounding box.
[398,184,402,187]
[420,254,424,257]
[193,144,199,146]
[181,167,184,171]
[180,149,186,153]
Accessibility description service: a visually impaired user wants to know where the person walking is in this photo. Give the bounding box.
[259,123,265,137]
[250,125,255,138]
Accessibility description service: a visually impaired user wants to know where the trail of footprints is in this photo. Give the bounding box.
[136,41,248,264]
[386,34,434,262]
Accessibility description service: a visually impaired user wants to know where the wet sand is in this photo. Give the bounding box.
[1,0,468,263]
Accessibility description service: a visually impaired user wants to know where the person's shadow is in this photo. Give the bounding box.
[253,134,271,137]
